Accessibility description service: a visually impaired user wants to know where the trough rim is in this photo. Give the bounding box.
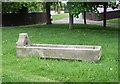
[16,44,102,51]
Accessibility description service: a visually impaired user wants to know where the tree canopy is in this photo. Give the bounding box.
[66,2,119,18]
[2,2,43,13]
[67,2,102,18]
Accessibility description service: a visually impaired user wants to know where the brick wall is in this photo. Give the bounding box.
[82,10,120,21]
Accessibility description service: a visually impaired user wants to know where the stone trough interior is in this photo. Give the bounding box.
[30,44,100,50]
[16,33,102,62]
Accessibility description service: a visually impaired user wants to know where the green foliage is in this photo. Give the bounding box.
[66,2,119,18]
[67,2,101,18]
[108,2,119,9]
[51,2,65,14]
[2,2,42,13]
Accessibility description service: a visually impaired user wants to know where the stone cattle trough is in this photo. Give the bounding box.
[16,33,102,62]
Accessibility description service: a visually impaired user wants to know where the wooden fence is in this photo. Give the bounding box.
[2,12,47,26]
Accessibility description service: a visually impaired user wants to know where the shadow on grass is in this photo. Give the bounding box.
[39,57,101,63]
[73,24,119,31]
[2,24,119,31]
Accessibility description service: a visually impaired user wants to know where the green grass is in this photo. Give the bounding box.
[52,13,68,21]
[2,24,118,82]
[0,27,2,83]
[107,18,120,23]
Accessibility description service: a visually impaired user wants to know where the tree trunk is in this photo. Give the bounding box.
[46,2,52,24]
[57,6,61,14]
[69,12,73,30]
[103,2,107,27]
[83,11,86,24]
[83,2,86,24]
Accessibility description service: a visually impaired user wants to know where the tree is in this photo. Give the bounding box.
[67,2,100,29]
[67,2,119,29]
[46,2,52,24]
[103,2,107,27]
[46,2,64,24]
[69,10,73,30]
[51,2,63,14]
[103,1,119,27]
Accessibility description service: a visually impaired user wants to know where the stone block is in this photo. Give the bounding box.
[16,33,30,46]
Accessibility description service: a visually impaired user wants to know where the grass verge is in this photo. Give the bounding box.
[52,13,69,21]
[107,18,120,23]
[0,27,2,83]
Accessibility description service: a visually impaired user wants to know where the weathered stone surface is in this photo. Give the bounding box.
[16,33,102,62]
[16,33,30,46]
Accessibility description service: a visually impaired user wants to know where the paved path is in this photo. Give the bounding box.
[52,17,103,24]
[52,14,118,28]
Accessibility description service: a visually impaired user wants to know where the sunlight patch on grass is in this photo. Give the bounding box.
[52,13,69,21]
[107,18,120,23]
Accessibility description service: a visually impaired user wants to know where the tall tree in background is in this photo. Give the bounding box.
[69,9,73,30]
[46,2,64,24]
[103,1,119,27]
[67,2,118,29]
[46,2,52,24]
[103,2,107,27]
[67,2,100,29]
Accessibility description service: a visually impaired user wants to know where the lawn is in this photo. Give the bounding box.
[2,24,118,82]
[107,18,120,23]
[52,13,69,21]
[0,28,2,83]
